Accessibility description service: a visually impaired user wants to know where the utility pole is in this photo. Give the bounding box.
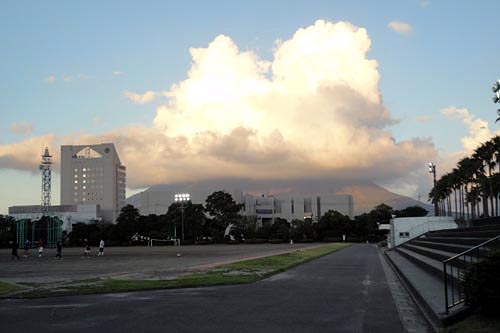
[428,162,438,216]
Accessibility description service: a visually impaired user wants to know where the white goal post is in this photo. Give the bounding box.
[148,239,180,247]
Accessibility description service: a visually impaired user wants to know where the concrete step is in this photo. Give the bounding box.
[395,246,443,279]
[401,243,456,263]
[430,224,500,233]
[385,249,468,328]
[417,236,489,246]
[427,230,500,238]
[409,240,471,254]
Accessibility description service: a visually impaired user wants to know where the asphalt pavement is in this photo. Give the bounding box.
[0,244,427,332]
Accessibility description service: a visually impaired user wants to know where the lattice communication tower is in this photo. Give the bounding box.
[39,147,53,214]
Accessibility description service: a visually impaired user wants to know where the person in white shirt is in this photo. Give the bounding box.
[98,239,105,256]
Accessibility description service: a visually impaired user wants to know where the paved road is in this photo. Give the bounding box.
[0,244,414,332]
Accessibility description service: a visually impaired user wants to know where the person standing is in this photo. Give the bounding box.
[23,239,31,258]
[37,239,44,257]
[83,239,90,257]
[55,240,62,259]
[98,239,105,256]
[10,241,19,261]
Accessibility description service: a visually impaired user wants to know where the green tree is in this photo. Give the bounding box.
[290,219,315,242]
[394,206,429,218]
[113,204,141,244]
[269,218,290,241]
[317,210,351,240]
[205,191,243,239]
[165,202,207,241]
[0,215,16,248]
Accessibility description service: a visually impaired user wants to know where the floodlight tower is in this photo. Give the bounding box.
[39,147,53,214]
[174,193,190,241]
[493,79,500,122]
[428,162,438,216]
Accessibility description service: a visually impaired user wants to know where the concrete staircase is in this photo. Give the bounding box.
[384,223,500,328]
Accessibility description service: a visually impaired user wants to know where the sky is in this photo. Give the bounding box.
[1,0,499,214]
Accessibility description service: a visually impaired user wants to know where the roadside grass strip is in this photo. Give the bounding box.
[0,281,27,296]
[10,243,351,298]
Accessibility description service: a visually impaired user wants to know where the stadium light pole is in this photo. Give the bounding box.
[174,193,190,242]
[493,79,500,123]
[428,162,439,216]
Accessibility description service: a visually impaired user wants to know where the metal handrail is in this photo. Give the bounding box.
[443,234,500,313]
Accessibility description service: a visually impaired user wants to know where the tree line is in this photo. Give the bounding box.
[429,135,500,221]
[68,192,428,246]
[0,191,428,247]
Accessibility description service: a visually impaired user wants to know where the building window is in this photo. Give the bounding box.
[399,232,410,238]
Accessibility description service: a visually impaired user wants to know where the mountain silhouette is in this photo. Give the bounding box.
[127,177,431,216]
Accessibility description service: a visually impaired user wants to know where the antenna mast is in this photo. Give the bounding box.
[39,147,53,214]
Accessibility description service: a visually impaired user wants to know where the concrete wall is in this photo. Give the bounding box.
[388,216,457,248]
[9,204,101,232]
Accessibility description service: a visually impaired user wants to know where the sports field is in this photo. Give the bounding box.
[0,243,321,284]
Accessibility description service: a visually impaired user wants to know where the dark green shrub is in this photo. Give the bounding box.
[323,237,342,242]
[462,250,500,316]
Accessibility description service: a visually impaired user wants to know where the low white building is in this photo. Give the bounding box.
[8,204,101,232]
[388,216,457,248]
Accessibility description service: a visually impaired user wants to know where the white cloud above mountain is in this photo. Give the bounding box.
[2,20,436,190]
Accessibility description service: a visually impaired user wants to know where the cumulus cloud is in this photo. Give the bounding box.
[0,134,58,173]
[441,106,498,156]
[1,20,436,189]
[112,71,123,76]
[124,90,158,104]
[416,116,434,123]
[45,76,56,84]
[388,21,413,35]
[144,20,433,187]
[9,122,33,136]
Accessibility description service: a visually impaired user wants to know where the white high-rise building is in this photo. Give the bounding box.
[60,143,126,223]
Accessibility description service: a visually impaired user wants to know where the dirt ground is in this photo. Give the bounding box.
[0,243,320,284]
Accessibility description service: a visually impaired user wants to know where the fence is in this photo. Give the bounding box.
[443,235,500,314]
[16,217,63,248]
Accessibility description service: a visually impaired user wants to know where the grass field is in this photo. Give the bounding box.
[0,281,26,296]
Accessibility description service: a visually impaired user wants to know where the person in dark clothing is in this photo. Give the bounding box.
[10,241,19,261]
[55,241,62,259]
[23,239,31,258]
[83,238,91,257]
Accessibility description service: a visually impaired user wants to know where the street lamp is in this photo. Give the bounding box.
[428,162,439,216]
[174,193,190,241]
[492,79,500,122]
